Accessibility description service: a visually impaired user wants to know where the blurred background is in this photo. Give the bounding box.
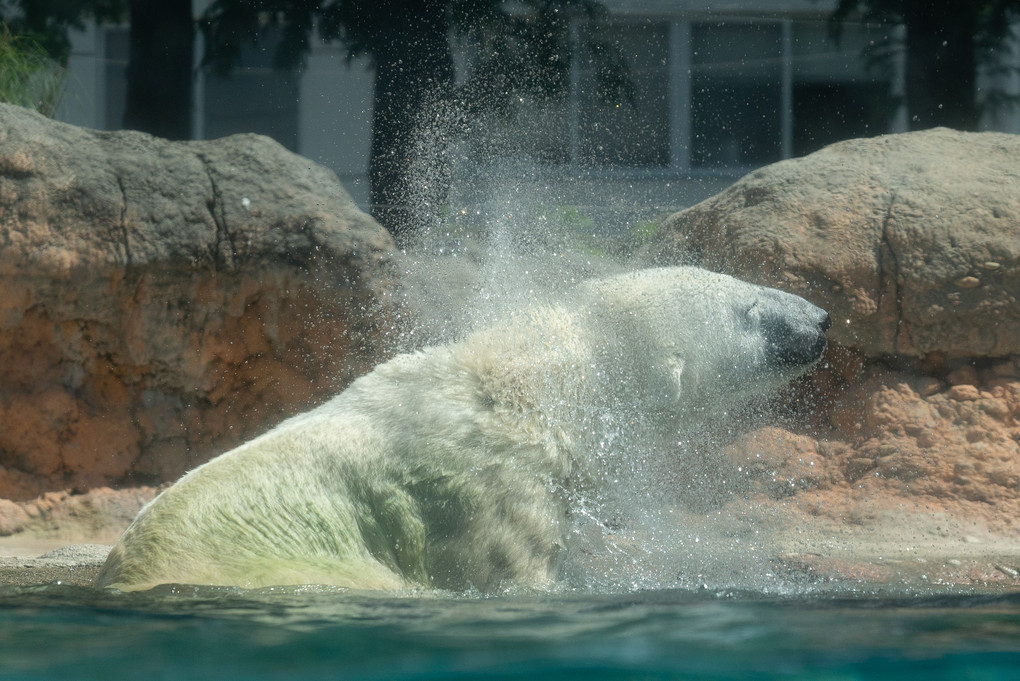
[2,0,1018,234]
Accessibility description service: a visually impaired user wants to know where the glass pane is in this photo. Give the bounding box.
[469,96,572,164]
[203,31,300,151]
[578,21,670,167]
[103,28,128,129]
[691,22,783,168]
[791,21,895,156]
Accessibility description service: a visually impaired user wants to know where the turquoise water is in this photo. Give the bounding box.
[3,584,1020,680]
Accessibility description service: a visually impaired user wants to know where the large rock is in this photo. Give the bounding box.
[645,128,1020,358]
[0,104,396,501]
[638,129,1020,588]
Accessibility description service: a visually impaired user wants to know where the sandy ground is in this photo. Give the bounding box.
[1,485,1019,592]
[0,541,111,587]
[2,514,1019,593]
[768,509,1020,590]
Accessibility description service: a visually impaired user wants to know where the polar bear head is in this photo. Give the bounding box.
[578,267,830,415]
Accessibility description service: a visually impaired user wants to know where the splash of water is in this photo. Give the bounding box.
[380,141,808,594]
[352,74,836,594]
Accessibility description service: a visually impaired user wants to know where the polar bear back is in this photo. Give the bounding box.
[97,343,577,592]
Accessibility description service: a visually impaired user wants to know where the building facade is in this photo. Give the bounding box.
[54,1,1019,219]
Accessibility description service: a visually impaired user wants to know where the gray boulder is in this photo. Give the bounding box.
[644,128,1020,358]
[0,104,396,500]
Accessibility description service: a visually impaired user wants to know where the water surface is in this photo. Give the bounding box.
[3,583,1019,680]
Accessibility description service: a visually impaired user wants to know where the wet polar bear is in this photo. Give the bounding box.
[96,267,829,592]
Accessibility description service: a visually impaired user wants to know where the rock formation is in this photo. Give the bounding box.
[645,127,1020,359]
[4,109,1018,589]
[0,104,396,503]
[645,128,1020,585]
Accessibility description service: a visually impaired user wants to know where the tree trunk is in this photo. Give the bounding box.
[123,0,194,140]
[369,17,456,245]
[903,6,979,130]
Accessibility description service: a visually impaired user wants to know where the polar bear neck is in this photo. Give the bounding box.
[455,305,601,427]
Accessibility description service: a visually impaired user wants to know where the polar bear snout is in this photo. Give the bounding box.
[759,302,830,369]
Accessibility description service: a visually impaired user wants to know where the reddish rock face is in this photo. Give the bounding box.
[3,111,1018,589]
[0,487,159,541]
[0,269,390,499]
[643,129,1020,584]
[724,356,1020,525]
[0,105,397,501]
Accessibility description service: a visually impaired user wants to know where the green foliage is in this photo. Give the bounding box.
[0,22,65,115]
[0,0,126,64]
[554,205,596,233]
[0,1,128,116]
[629,216,667,244]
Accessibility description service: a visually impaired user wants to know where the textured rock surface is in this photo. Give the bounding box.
[0,543,111,587]
[703,356,1020,587]
[0,104,396,500]
[0,487,158,541]
[724,357,1020,521]
[640,129,1020,587]
[644,128,1020,359]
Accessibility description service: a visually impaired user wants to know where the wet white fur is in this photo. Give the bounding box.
[96,267,825,592]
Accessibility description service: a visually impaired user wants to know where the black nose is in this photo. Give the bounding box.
[762,308,829,368]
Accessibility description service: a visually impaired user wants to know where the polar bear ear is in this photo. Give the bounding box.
[665,356,686,400]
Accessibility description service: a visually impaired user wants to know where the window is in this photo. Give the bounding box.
[577,21,671,167]
[465,19,672,169]
[790,21,895,156]
[201,29,299,151]
[468,16,893,172]
[103,28,129,129]
[690,22,784,168]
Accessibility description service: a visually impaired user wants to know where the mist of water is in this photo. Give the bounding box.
[373,109,814,595]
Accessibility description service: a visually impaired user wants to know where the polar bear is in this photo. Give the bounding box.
[95,267,829,592]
